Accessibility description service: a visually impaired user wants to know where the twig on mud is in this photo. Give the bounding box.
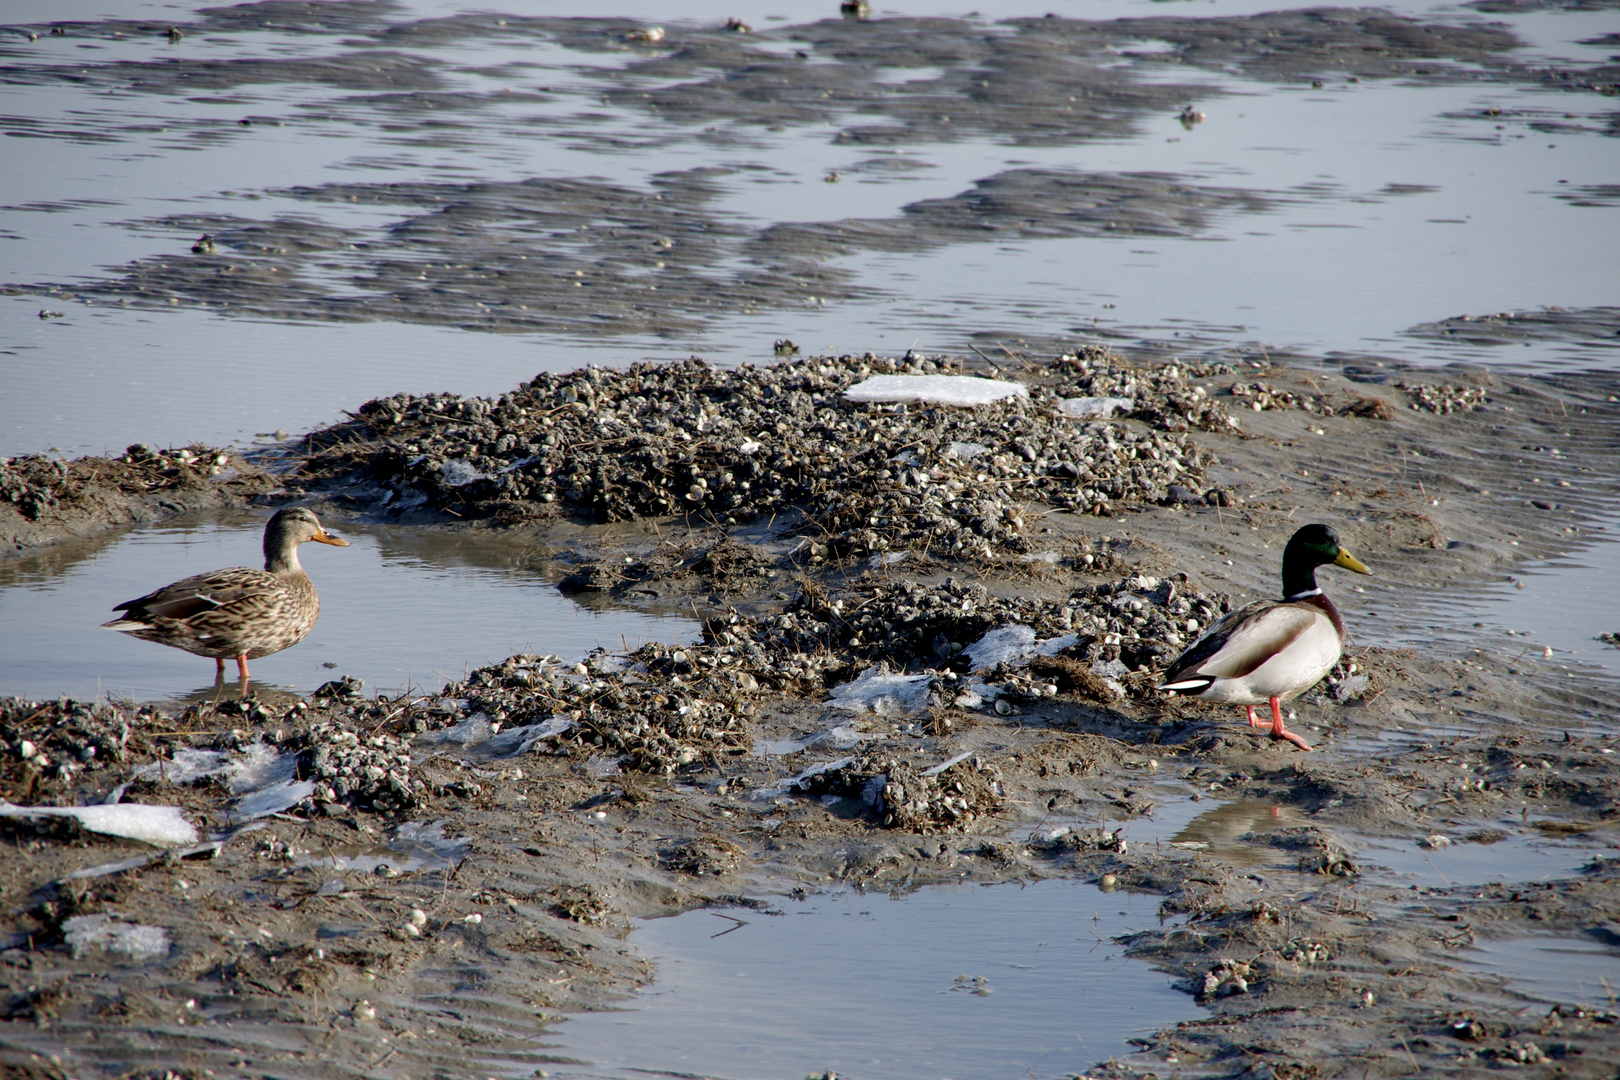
[1396,1035,1420,1072]
[1420,851,1452,888]
[967,343,1005,376]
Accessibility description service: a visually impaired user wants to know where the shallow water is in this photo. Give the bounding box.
[1098,795,1616,889]
[3,0,1618,457]
[0,511,698,702]
[1462,934,1620,1009]
[543,878,1194,1080]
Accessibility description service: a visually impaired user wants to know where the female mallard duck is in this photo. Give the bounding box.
[103,507,348,680]
[1158,523,1370,751]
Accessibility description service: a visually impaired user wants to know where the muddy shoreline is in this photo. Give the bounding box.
[3,348,1618,1079]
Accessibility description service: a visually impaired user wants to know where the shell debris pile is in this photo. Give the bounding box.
[1394,380,1490,414]
[296,351,1231,552]
[1,443,240,522]
[1047,348,1404,424]
[1,700,139,798]
[408,567,1230,803]
[796,753,1006,833]
[292,721,427,814]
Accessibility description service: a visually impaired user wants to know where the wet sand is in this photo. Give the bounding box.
[3,349,1618,1079]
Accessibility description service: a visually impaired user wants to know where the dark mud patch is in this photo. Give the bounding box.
[1408,305,1620,349]
[4,348,1620,1077]
[7,168,1297,338]
[0,444,276,557]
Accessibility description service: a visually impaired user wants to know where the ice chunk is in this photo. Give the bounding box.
[132,747,226,785]
[129,741,307,821]
[756,757,854,798]
[1330,673,1370,702]
[136,740,297,796]
[225,741,298,793]
[1090,658,1130,698]
[827,667,934,716]
[753,737,809,757]
[439,458,490,487]
[844,375,1028,407]
[62,914,171,962]
[962,625,1078,671]
[809,723,880,750]
[0,801,198,846]
[231,779,316,821]
[922,750,975,777]
[946,440,990,460]
[1059,396,1133,419]
[484,715,574,756]
[425,712,497,746]
[964,625,1036,668]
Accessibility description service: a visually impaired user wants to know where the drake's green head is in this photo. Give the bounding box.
[1281,523,1370,597]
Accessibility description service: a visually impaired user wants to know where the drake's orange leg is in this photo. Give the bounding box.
[1245,705,1267,729]
[1268,696,1313,752]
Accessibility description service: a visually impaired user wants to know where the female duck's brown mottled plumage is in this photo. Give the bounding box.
[103,507,348,679]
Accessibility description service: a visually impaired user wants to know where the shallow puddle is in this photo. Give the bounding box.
[1456,522,1620,678]
[0,511,698,702]
[1357,831,1615,890]
[1461,935,1620,1009]
[299,820,470,884]
[543,878,1195,1080]
[1116,795,1616,889]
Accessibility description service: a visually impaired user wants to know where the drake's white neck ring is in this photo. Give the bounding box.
[1285,588,1323,601]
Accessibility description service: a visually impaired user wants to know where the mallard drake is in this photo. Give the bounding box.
[1158,523,1370,751]
[103,507,348,680]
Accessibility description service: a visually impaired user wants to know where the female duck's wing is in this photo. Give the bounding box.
[107,567,273,626]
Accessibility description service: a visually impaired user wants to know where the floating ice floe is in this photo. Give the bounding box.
[1059,396,1134,419]
[827,667,935,716]
[0,800,198,847]
[62,913,171,961]
[843,374,1028,407]
[962,625,1078,672]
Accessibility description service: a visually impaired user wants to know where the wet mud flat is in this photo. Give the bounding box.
[1,447,276,558]
[6,4,1617,346]
[3,347,1620,1078]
